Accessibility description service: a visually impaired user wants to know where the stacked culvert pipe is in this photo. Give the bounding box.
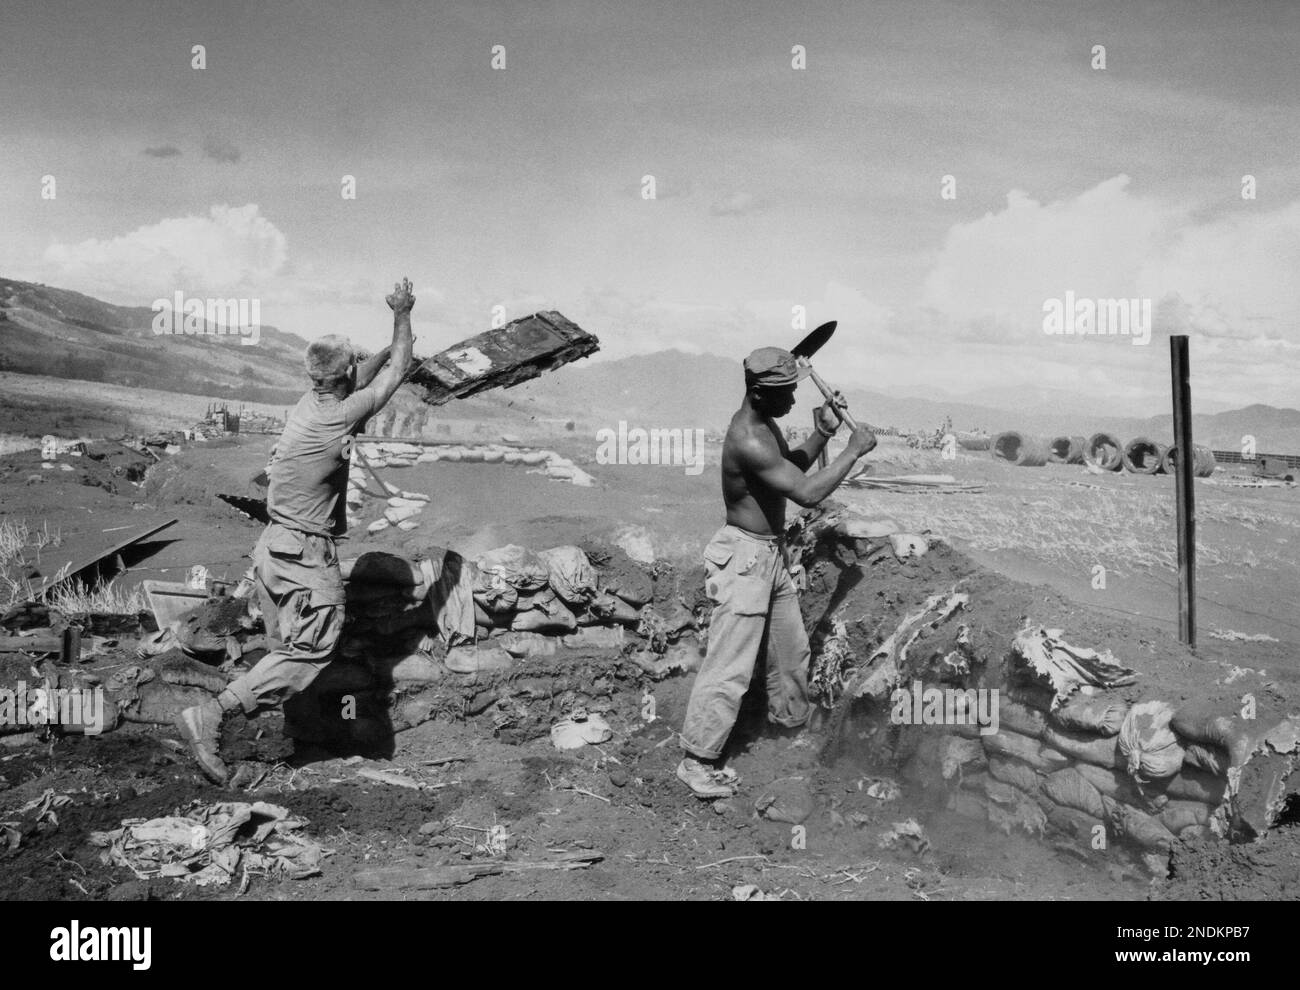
[1084,433,1124,471]
[990,431,1049,466]
[1122,437,1168,474]
[1160,443,1217,478]
[1048,435,1087,464]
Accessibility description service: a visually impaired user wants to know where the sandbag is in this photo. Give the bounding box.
[1159,800,1211,834]
[1182,742,1230,778]
[1042,767,1106,819]
[1118,701,1185,781]
[1170,706,1260,768]
[1161,768,1227,806]
[983,729,1070,772]
[1050,694,1127,737]
[987,755,1041,794]
[980,775,1026,806]
[476,545,550,591]
[1044,803,1104,842]
[509,588,578,633]
[940,736,986,780]
[1102,796,1176,851]
[998,699,1047,740]
[472,571,519,613]
[582,592,641,627]
[1073,761,1145,805]
[539,546,598,606]
[1006,681,1056,713]
[986,789,1048,837]
[1042,726,1122,768]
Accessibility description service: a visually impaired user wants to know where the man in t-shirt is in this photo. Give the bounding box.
[176,278,416,783]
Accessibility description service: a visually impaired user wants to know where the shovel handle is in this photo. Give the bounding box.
[801,361,861,432]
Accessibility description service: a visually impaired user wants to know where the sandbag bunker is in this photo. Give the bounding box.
[0,538,701,754]
[351,441,596,537]
[795,502,1298,877]
[989,430,1216,476]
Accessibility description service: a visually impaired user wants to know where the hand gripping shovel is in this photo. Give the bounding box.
[791,320,861,431]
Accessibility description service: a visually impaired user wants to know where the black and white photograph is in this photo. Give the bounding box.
[0,0,1295,954]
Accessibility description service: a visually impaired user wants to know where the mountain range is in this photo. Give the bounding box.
[2,277,1297,453]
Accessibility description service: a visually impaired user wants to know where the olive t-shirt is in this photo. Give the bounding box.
[267,387,382,537]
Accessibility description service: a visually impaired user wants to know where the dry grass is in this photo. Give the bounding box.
[46,578,147,615]
[0,519,64,609]
[842,469,1290,578]
[0,433,39,457]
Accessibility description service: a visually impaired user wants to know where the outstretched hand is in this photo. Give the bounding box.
[386,277,416,314]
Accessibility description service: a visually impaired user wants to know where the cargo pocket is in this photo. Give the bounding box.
[266,528,305,560]
[702,540,734,604]
[729,559,773,616]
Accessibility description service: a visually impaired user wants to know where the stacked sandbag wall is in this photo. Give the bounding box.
[935,681,1300,874]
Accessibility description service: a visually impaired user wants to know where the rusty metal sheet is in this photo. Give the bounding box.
[407,311,598,406]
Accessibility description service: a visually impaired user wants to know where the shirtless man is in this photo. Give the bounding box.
[678,346,876,798]
[176,279,417,784]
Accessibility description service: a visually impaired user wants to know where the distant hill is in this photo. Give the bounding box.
[512,349,1300,453]
[2,279,1295,454]
[0,276,310,404]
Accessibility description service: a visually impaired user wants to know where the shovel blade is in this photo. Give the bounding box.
[791,320,837,359]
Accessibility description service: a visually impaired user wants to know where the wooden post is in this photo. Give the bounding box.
[1170,335,1196,649]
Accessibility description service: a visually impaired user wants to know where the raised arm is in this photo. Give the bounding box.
[363,278,416,409]
[354,345,391,390]
[785,392,845,471]
[744,425,876,508]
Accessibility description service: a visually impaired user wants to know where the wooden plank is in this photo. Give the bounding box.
[141,579,209,629]
[29,518,179,600]
[407,311,599,406]
[1170,336,1196,650]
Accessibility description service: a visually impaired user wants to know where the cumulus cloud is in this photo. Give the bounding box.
[43,204,288,300]
[202,136,242,164]
[142,145,182,158]
[921,175,1300,347]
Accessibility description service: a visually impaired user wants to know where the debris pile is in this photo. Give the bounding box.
[792,499,1300,876]
[90,801,329,886]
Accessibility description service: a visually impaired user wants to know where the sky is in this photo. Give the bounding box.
[2,0,1298,413]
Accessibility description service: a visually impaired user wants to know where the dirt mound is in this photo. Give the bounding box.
[0,441,152,494]
[787,500,1298,894]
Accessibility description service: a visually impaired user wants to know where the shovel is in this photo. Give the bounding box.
[791,320,862,431]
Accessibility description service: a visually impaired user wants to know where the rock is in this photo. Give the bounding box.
[753,776,815,824]
[106,880,153,902]
[608,768,629,788]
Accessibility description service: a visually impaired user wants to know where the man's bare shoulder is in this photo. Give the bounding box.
[725,415,782,468]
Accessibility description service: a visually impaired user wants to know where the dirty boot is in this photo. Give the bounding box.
[176,699,229,785]
[677,758,737,800]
